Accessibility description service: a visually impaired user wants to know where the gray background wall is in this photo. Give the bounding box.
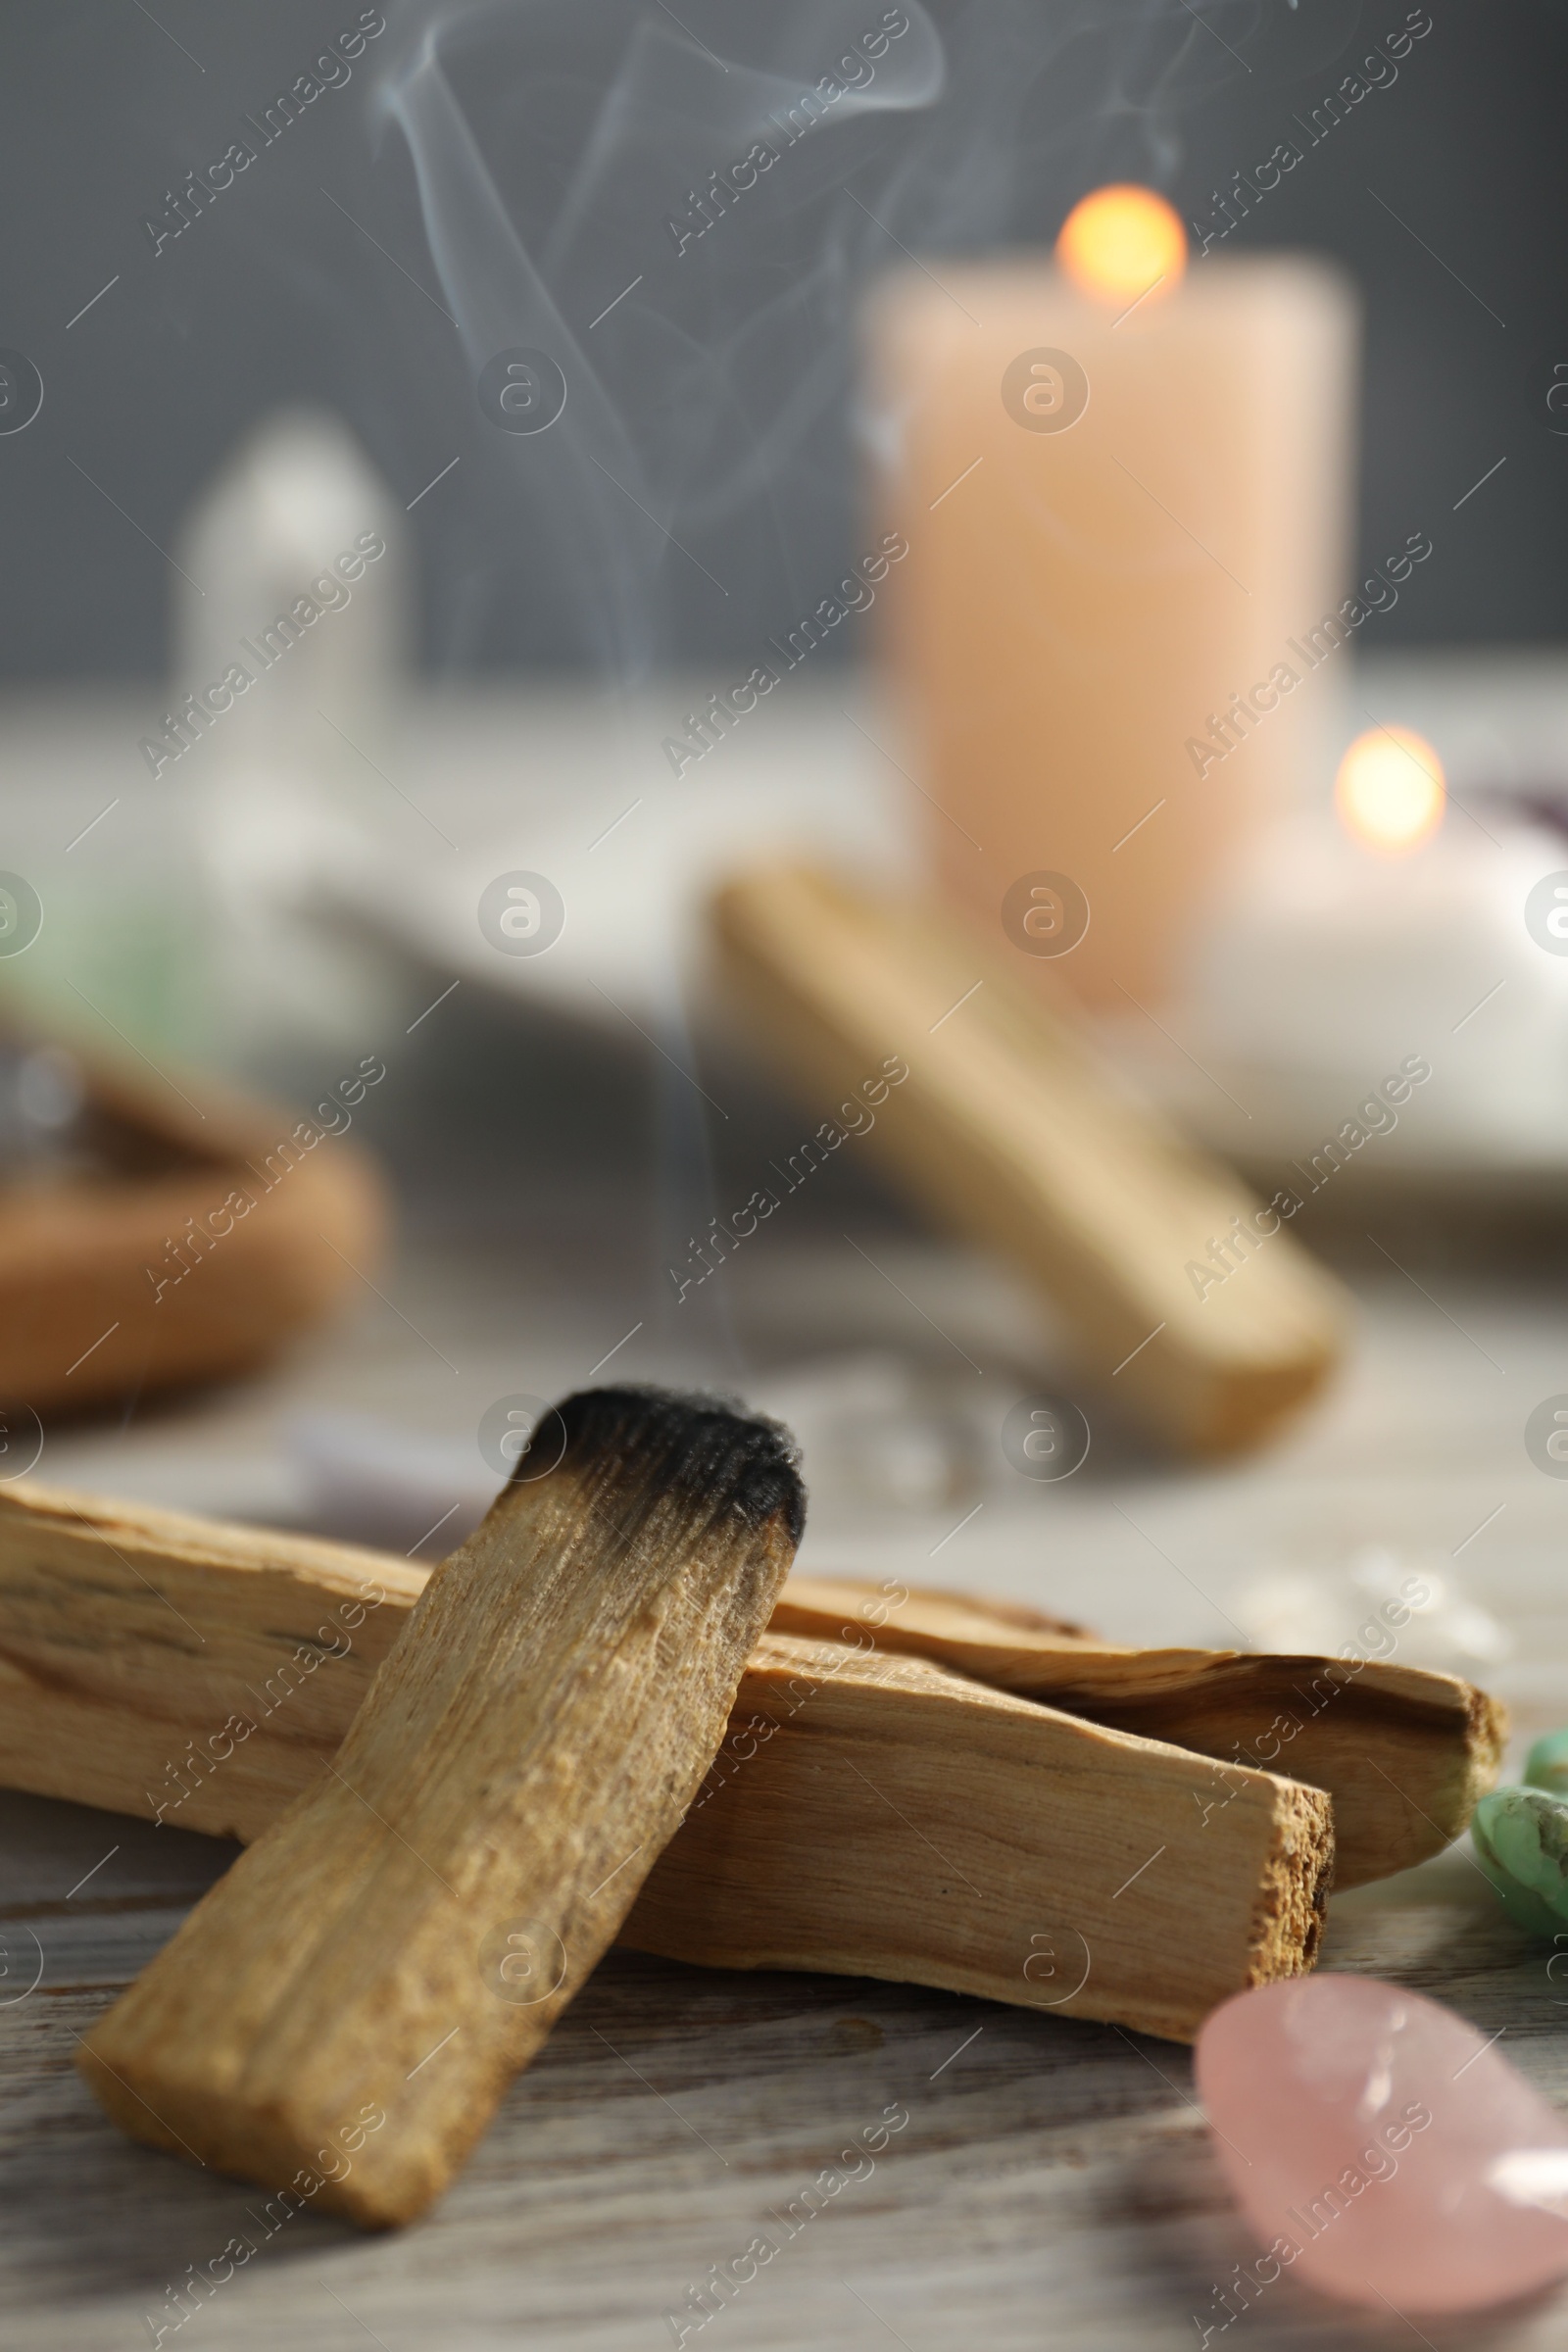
[0,0,1561,681]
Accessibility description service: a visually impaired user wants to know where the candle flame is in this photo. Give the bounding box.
[1335,726,1446,855]
[1055,185,1187,309]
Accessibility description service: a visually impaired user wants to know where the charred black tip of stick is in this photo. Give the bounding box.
[537,1385,806,1546]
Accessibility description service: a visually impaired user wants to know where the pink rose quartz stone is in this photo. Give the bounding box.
[1196,1974,1568,2314]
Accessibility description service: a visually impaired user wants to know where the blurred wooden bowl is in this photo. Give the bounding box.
[0,1041,390,1412]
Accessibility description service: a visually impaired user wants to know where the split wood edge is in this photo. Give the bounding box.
[622,1628,1332,2043]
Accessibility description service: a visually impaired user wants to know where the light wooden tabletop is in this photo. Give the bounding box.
[5,1049,1568,2351]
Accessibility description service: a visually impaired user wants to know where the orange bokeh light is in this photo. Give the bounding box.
[1055,184,1188,308]
[1334,726,1446,855]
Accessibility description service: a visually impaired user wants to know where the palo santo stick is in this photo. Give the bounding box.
[0,1482,423,1841]
[623,1631,1332,2042]
[775,1576,1505,1887]
[712,864,1346,1456]
[75,1389,804,2229]
[0,1484,1496,1886]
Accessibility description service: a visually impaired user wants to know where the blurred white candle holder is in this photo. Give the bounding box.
[1102,710,1568,1183]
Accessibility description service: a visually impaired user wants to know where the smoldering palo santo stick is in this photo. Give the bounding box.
[75,1386,804,2230]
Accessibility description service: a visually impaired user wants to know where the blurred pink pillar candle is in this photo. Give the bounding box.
[1197,1975,1568,2314]
[871,185,1356,1009]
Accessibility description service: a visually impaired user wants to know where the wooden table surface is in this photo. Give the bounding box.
[5,1036,1568,2352]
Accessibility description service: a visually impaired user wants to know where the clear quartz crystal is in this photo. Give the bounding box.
[174,408,411,1069]
[749,1353,981,1515]
[1235,1543,1511,1675]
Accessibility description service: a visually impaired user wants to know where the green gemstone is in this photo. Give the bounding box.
[1473,1786,1568,1938]
[1525,1729,1568,1797]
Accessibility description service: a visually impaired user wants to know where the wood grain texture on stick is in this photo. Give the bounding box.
[623,1630,1333,2042]
[74,1389,804,2229]
[774,1576,1506,1888]
[0,1481,421,1840]
[712,864,1347,1455]
[0,1486,1497,1890]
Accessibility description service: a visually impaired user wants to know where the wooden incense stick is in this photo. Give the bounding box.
[774,1576,1506,1887]
[712,864,1346,1455]
[624,1630,1333,2042]
[75,1389,804,2229]
[0,1482,1497,1886]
